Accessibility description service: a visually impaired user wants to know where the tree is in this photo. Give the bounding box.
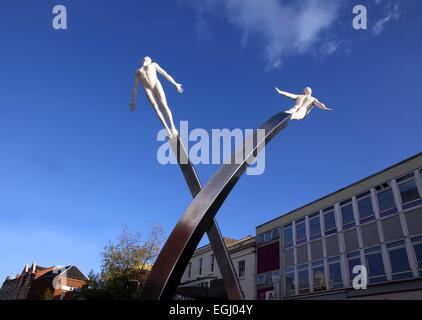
[81,223,164,300]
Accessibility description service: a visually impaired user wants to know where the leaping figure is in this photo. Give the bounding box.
[275,87,333,120]
[130,56,183,139]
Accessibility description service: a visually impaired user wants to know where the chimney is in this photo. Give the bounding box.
[31,262,37,273]
[24,264,29,273]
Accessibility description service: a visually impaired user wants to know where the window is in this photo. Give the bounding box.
[199,258,203,275]
[258,228,280,245]
[323,208,337,235]
[387,241,413,280]
[257,274,265,285]
[297,264,310,294]
[312,261,326,292]
[347,251,361,286]
[365,246,387,284]
[296,219,307,245]
[341,200,355,230]
[377,185,397,217]
[210,254,215,273]
[257,270,280,286]
[309,213,321,240]
[188,262,192,278]
[357,192,375,224]
[400,180,420,203]
[411,235,422,276]
[283,224,293,248]
[397,175,421,209]
[284,267,295,297]
[238,260,245,278]
[270,270,280,283]
[415,245,422,276]
[328,257,343,289]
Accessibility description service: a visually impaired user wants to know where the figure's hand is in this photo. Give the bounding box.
[176,83,184,94]
[275,87,282,94]
[321,103,333,112]
[129,100,136,112]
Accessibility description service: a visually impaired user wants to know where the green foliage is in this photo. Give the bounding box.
[81,223,164,300]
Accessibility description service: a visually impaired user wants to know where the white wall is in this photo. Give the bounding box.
[180,238,256,300]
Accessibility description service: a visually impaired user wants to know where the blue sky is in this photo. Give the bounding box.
[0,0,421,281]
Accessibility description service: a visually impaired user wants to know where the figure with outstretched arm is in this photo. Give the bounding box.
[130,56,183,139]
[275,87,332,120]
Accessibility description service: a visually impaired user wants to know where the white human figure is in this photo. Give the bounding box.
[130,56,183,139]
[275,87,333,120]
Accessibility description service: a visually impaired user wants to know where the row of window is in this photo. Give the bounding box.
[284,257,343,296]
[283,170,422,248]
[188,256,209,278]
[282,235,422,297]
[257,228,279,245]
[257,270,280,286]
[187,256,246,279]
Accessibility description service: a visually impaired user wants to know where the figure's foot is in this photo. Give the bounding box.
[171,128,179,138]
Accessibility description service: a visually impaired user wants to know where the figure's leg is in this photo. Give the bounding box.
[144,88,173,139]
[154,81,178,137]
[290,107,307,120]
[286,105,300,114]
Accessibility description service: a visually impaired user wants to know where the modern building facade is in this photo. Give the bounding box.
[178,236,256,300]
[0,262,87,300]
[256,153,422,300]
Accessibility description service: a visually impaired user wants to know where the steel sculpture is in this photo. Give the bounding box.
[141,112,291,300]
[168,138,244,300]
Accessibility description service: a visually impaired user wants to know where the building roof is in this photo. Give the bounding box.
[34,266,88,282]
[256,152,422,233]
[34,267,57,279]
[192,236,255,256]
[2,262,47,283]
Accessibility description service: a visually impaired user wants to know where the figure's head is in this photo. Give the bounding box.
[142,56,152,66]
[304,87,312,96]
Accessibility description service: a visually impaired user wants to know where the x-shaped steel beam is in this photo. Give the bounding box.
[141,112,291,300]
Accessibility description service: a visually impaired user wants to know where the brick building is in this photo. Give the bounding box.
[0,263,87,300]
[27,265,88,300]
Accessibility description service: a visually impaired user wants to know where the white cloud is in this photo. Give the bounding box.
[372,0,401,36]
[320,40,341,56]
[186,0,403,67]
[187,0,342,68]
